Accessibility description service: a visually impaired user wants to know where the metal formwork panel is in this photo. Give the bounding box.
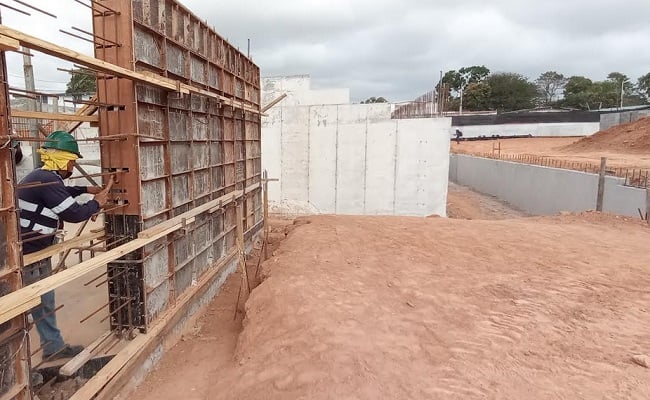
[93,0,263,331]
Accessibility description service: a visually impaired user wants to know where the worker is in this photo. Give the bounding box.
[18,131,112,360]
[455,129,464,144]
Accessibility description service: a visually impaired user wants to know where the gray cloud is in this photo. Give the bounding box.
[3,0,650,103]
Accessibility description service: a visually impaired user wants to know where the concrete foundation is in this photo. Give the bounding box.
[450,154,646,217]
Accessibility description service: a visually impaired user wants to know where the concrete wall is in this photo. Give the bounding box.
[450,154,646,217]
[262,75,350,107]
[262,75,450,217]
[600,110,650,131]
[263,103,451,217]
[453,122,600,139]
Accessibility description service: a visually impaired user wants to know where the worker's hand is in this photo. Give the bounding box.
[93,190,109,208]
[88,176,115,195]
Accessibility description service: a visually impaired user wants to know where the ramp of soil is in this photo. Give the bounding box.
[133,214,650,400]
[565,117,650,153]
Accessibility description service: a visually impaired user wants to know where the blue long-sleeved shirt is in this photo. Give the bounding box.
[18,169,99,255]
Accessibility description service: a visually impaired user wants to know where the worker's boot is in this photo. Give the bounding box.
[30,371,44,387]
[43,344,84,361]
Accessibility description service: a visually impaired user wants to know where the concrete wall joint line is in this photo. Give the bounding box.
[363,111,369,214]
[392,121,399,215]
[307,106,311,206]
[334,105,339,214]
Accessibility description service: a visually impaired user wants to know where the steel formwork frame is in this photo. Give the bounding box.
[92,0,263,333]
[0,47,30,400]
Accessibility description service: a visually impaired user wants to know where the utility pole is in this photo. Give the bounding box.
[438,70,443,117]
[620,80,624,109]
[459,84,465,115]
[22,47,41,168]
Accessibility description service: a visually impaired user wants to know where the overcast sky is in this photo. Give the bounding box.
[3,0,650,102]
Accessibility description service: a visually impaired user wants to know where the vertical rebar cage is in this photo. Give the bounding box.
[92,0,263,333]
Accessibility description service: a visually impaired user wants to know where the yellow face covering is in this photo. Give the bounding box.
[37,148,79,171]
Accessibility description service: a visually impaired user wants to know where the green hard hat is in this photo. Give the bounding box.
[43,131,83,158]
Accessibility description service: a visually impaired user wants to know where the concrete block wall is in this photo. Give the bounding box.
[263,103,451,216]
[450,154,646,217]
[452,122,600,139]
[600,110,650,131]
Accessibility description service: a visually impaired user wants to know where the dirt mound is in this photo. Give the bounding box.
[134,214,650,400]
[565,117,650,153]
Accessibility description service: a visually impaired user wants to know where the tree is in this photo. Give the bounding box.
[485,73,538,111]
[607,72,634,107]
[562,76,594,109]
[462,82,491,111]
[443,66,490,91]
[442,66,490,112]
[361,96,388,104]
[65,70,97,100]
[590,80,619,108]
[637,72,650,102]
[535,71,567,106]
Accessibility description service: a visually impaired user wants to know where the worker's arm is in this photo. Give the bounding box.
[65,185,90,197]
[67,175,114,196]
[43,183,100,223]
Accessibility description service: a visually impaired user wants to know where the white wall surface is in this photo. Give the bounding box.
[262,74,450,217]
[262,75,350,107]
[263,103,451,217]
[450,154,646,218]
[453,122,600,138]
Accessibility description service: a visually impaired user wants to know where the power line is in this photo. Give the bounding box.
[8,73,68,85]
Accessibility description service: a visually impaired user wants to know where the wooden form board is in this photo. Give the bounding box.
[11,110,99,122]
[0,34,19,52]
[23,230,105,266]
[0,40,30,399]
[0,183,258,325]
[60,331,114,377]
[69,250,238,400]
[0,25,260,114]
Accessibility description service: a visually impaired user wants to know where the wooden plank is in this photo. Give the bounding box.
[0,25,260,114]
[138,183,259,239]
[596,157,607,212]
[24,230,105,266]
[12,110,98,122]
[0,383,26,400]
[70,251,238,400]
[261,93,287,113]
[63,95,99,133]
[263,171,269,260]
[0,183,260,325]
[235,203,250,301]
[0,34,19,52]
[60,331,113,377]
[646,187,649,223]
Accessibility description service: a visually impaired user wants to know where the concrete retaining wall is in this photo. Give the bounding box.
[600,110,650,131]
[450,154,646,217]
[453,122,600,139]
[263,103,451,217]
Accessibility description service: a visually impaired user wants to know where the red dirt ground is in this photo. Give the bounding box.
[446,182,528,220]
[565,117,650,154]
[452,137,650,171]
[129,214,650,400]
